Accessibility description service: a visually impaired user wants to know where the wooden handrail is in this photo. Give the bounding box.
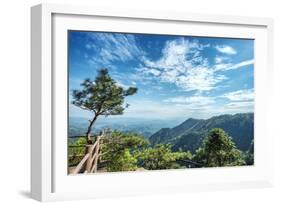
[68,145,87,148]
[90,163,97,173]
[93,136,100,173]
[71,134,104,174]
[72,153,90,174]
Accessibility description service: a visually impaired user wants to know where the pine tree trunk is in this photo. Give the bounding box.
[86,115,98,143]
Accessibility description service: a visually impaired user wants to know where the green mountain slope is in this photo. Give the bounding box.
[149,113,254,152]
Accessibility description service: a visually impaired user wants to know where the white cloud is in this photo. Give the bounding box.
[215,56,229,64]
[85,33,253,95]
[122,98,218,120]
[213,59,254,71]
[219,89,255,115]
[142,38,192,70]
[87,33,144,65]
[162,95,219,118]
[115,80,135,89]
[140,40,253,92]
[226,59,254,70]
[221,101,254,114]
[123,100,188,119]
[222,89,254,101]
[225,101,254,108]
[160,90,255,118]
[175,67,227,91]
[165,95,215,106]
[139,67,161,76]
[140,38,226,92]
[163,92,254,118]
[213,63,232,71]
[84,32,254,94]
[215,45,237,55]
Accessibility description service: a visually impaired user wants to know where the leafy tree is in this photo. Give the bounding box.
[68,137,88,167]
[102,131,149,172]
[72,69,137,142]
[105,149,137,172]
[76,137,87,146]
[136,144,192,170]
[194,128,245,167]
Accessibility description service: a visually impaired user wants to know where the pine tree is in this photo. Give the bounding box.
[72,68,137,142]
[194,128,245,167]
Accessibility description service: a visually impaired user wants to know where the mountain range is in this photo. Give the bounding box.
[69,117,182,138]
[149,113,254,152]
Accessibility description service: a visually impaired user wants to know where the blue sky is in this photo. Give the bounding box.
[68,31,254,120]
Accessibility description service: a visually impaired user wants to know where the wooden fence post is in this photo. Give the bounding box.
[70,133,105,174]
[95,137,101,172]
[85,143,96,172]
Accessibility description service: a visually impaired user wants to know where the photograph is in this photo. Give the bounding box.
[67,31,254,174]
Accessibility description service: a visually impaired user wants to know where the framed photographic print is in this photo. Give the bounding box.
[31,3,274,201]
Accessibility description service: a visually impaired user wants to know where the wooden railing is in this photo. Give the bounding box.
[70,134,104,174]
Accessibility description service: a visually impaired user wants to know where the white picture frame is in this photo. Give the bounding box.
[31,3,274,202]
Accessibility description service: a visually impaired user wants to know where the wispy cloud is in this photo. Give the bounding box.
[115,80,136,89]
[123,98,218,119]
[215,56,229,64]
[69,31,254,120]
[222,89,254,101]
[219,89,254,114]
[213,59,254,71]
[123,100,188,119]
[164,95,215,105]
[215,45,237,55]
[176,67,227,91]
[163,92,254,118]
[225,101,253,108]
[83,33,253,93]
[86,32,144,66]
[139,38,226,92]
[140,67,161,76]
[225,59,254,70]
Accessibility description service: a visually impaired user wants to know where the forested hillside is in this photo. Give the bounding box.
[150,113,254,152]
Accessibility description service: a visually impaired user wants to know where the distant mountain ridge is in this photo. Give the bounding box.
[149,113,254,152]
[68,117,182,138]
